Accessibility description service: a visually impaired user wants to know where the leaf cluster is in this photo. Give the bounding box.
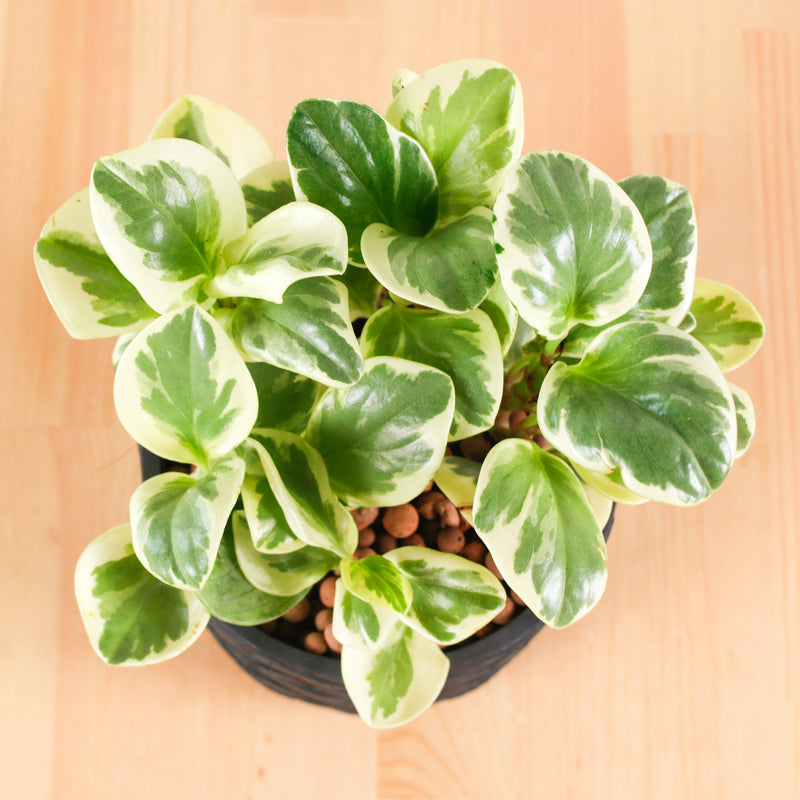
[35,63,763,728]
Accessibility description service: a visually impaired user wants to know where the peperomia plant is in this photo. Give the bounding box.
[35,59,763,728]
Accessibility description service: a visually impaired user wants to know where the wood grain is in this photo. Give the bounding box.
[2,1,796,797]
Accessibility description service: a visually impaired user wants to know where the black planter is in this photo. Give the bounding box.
[139,446,614,714]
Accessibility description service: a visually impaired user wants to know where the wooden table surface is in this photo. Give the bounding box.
[2,1,796,798]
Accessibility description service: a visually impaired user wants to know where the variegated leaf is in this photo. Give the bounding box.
[198,520,308,625]
[481,278,519,356]
[208,201,347,303]
[473,439,608,628]
[232,511,339,596]
[361,305,503,440]
[729,381,756,457]
[341,620,449,729]
[287,99,438,262]
[385,59,524,221]
[247,361,320,435]
[130,454,245,590]
[241,473,303,554]
[248,430,358,557]
[494,151,652,340]
[360,207,497,313]
[90,138,247,313]
[618,174,697,325]
[150,94,273,181]
[305,357,455,507]
[570,460,649,505]
[114,305,258,466]
[391,68,418,98]
[385,547,505,644]
[538,320,737,505]
[341,554,413,614]
[433,456,481,524]
[35,186,157,339]
[240,160,295,226]
[332,578,398,651]
[690,277,765,371]
[74,524,209,665]
[223,277,363,387]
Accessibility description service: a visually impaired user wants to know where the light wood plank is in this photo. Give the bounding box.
[2,1,797,797]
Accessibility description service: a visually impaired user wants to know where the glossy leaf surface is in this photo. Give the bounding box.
[232,512,338,596]
[618,174,697,324]
[361,305,503,440]
[341,620,449,729]
[305,357,455,507]
[385,59,524,221]
[150,94,273,180]
[473,440,607,627]
[240,161,295,226]
[130,454,245,590]
[114,305,257,466]
[288,99,438,262]
[385,547,505,644]
[210,201,347,303]
[360,207,497,313]
[197,520,308,625]
[34,187,156,339]
[90,138,247,312]
[248,430,357,557]
[75,524,209,665]
[538,320,737,505]
[494,151,652,340]
[690,277,765,371]
[223,277,363,387]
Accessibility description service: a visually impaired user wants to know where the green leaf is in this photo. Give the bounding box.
[247,430,358,557]
[74,524,209,665]
[729,381,756,457]
[240,472,303,553]
[360,207,498,313]
[246,361,320,434]
[130,454,245,590]
[618,174,697,325]
[340,620,449,728]
[473,440,608,628]
[494,151,652,340]
[361,305,503,440]
[114,305,258,466]
[150,94,273,181]
[208,201,347,303]
[386,59,524,221]
[305,356,455,507]
[34,187,157,339]
[240,161,296,226]
[223,277,364,387]
[432,455,481,524]
[689,277,765,371]
[232,511,339,596]
[90,138,246,312]
[480,277,519,356]
[538,320,737,505]
[332,579,398,650]
[385,547,505,644]
[198,520,308,625]
[341,554,413,614]
[287,99,439,262]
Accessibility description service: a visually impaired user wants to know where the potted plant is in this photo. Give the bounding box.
[34,58,763,728]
